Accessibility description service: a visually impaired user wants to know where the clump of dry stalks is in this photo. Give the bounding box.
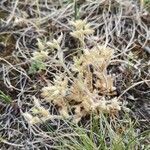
[23,20,121,124]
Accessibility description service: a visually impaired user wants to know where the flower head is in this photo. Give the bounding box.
[70,19,94,45]
[32,50,48,61]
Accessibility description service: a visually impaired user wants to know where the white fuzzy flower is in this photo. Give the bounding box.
[37,38,45,50]
[70,19,94,45]
[70,20,87,30]
[107,98,121,111]
[23,112,33,121]
[46,33,63,50]
[32,50,48,61]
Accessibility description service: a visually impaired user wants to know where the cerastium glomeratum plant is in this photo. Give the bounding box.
[23,20,121,124]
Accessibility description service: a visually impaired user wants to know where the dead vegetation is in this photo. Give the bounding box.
[0,0,150,149]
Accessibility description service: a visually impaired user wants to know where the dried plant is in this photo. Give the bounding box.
[1,1,150,149]
[23,97,51,124]
[29,39,49,74]
[35,27,121,123]
[70,19,94,46]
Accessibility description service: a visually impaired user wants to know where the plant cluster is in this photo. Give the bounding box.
[1,0,150,149]
[24,20,121,124]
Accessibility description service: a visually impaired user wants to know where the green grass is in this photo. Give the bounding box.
[0,90,12,104]
[43,114,149,150]
[143,0,150,11]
